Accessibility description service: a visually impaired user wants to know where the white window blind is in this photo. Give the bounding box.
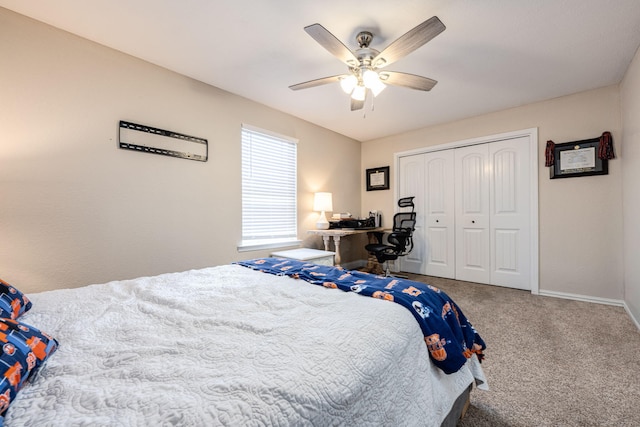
[241,125,298,248]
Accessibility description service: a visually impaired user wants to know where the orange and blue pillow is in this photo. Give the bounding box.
[0,318,58,424]
[0,279,32,320]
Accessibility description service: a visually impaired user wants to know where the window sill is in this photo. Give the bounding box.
[237,239,302,253]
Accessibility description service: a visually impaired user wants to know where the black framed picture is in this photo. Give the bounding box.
[550,138,608,179]
[366,166,390,191]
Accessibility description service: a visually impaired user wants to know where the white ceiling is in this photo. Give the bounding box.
[3,0,640,142]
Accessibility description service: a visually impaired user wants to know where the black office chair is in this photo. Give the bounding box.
[365,197,416,277]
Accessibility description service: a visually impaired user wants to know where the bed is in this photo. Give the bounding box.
[1,258,487,426]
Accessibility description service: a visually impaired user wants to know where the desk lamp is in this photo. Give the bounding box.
[313,192,333,230]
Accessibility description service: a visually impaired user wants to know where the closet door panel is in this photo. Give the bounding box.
[455,144,490,284]
[424,150,455,278]
[398,155,425,274]
[490,137,531,289]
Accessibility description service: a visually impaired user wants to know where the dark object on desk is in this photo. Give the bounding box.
[329,217,375,229]
[365,197,416,277]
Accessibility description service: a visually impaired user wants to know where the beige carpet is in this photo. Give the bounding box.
[404,274,640,427]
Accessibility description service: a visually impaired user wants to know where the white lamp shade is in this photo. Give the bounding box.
[351,85,366,101]
[362,69,379,87]
[370,78,386,97]
[339,75,357,94]
[363,69,386,97]
[313,192,333,212]
[313,192,332,230]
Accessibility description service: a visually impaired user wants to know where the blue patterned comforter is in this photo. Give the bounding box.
[235,258,485,374]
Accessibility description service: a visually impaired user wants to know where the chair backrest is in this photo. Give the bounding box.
[388,211,417,254]
[393,196,416,235]
[397,196,415,211]
[392,212,416,233]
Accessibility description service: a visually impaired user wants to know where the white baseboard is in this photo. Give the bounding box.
[538,289,624,306]
[624,302,640,331]
[539,289,640,331]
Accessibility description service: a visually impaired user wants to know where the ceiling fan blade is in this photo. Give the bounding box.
[350,97,364,111]
[289,75,346,91]
[380,71,437,91]
[304,23,359,67]
[372,16,445,68]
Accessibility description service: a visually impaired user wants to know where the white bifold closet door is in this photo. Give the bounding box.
[454,144,491,284]
[399,150,455,278]
[455,138,531,288]
[398,154,425,274]
[489,137,531,289]
[399,135,532,290]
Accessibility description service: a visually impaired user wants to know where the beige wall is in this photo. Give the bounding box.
[362,86,624,300]
[2,6,634,312]
[0,9,361,293]
[620,45,640,324]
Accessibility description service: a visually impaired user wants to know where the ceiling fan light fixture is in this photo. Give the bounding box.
[370,80,386,97]
[362,69,379,87]
[351,85,366,101]
[363,69,386,97]
[340,75,358,94]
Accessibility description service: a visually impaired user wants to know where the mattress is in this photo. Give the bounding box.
[7,264,486,426]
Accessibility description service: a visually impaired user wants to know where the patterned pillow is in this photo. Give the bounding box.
[0,318,58,422]
[0,278,32,320]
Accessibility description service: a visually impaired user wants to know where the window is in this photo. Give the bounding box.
[239,124,299,250]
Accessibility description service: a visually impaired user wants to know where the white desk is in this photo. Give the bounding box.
[307,228,384,267]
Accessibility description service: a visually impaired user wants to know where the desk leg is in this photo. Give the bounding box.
[321,235,331,252]
[333,236,342,266]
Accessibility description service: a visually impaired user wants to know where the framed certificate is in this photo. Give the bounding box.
[366,166,390,191]
[550,138,608,179]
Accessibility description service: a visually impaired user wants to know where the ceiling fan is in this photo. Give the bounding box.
[289,16,446,111]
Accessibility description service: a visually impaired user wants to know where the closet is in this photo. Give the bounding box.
[397,130,537,291]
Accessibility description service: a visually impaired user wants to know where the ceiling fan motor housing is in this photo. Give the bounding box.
[356,31,373,48]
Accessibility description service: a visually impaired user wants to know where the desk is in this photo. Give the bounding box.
[307,228,384,268]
